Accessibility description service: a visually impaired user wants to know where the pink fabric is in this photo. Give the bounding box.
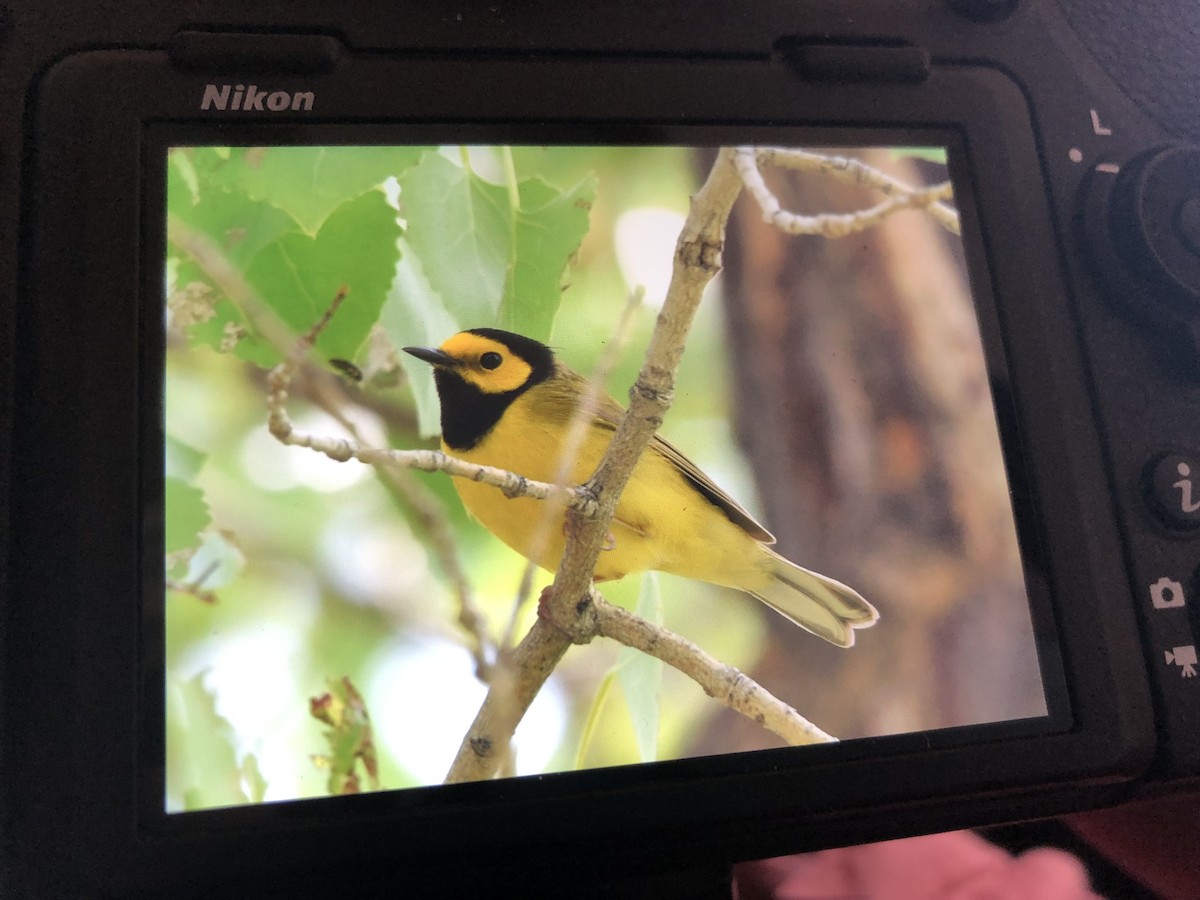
[734,830,1101,900]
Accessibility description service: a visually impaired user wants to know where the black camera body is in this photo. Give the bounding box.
[3,2,1200,897]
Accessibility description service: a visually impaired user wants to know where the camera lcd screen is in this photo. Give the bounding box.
[160,140,1054,814]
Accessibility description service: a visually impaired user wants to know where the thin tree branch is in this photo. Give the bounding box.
[165,576,218,606]
[592,595,835,745]
[735,146,961,237]
[267,344,601,521]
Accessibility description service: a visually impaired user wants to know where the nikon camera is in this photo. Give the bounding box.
[2,1,1199,897]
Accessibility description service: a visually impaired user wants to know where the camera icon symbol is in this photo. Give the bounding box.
[1150,576,1187,609]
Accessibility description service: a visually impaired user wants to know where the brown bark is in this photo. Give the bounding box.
[692,149,1042,753]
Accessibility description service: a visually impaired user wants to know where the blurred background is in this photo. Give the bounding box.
[163,143,1044,812]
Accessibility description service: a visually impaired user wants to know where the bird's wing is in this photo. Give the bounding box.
[645,430,776,544]
[587,383,776,545]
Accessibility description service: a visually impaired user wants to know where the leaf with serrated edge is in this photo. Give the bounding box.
[245,190,402,365]
[398,152,511,329]
[165,476,211,556]
[169,672,252,810]
[502,175,595,341]
[381,236,462,438]
[209,146,428,234]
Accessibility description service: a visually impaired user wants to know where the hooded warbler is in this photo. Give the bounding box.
[404,328,877,647]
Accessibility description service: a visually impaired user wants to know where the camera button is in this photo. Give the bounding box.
[1080,146,1200,375]
[1109,147,1200,311]
[1146,452,1200,530]
[776,42,931,83]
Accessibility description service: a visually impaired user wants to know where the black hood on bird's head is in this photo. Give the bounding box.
[432,328,557,451]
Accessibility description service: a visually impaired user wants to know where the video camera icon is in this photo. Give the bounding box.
[1165,645,1198,678]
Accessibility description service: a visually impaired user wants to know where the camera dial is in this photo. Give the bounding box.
[1082,145,1200,371]
[1109,148,1200,313]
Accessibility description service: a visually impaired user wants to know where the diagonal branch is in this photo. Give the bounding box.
[592,594,834,745]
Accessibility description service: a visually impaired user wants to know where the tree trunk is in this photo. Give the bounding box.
[692,149,1043,753]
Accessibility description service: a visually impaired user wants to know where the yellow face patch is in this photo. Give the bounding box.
[438,332,534,394]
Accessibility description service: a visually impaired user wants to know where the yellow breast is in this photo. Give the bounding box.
[447,386,769,588]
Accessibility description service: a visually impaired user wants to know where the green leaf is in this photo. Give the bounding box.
[170,190,300,271]
[165,476,211,555]
[332,722,366,770]
[169,672,255,810]
[386,154,595,434]
[398,152,512,329]
[243,190,403,365]
[398,151,594,346]
[502,175,595,340]
[380,237,463,438]
[617,573,664,763]
[183,292,278,367]
[169,148,411,367]
[208,146,429,234]
[167,188,302,365]
[310,676,380,795]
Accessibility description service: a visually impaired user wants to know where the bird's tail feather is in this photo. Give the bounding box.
[750,549,878,647]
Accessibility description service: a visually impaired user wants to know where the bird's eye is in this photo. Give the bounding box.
[480,351,503,370]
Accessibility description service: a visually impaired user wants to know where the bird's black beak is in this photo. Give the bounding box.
[403,346,462,368]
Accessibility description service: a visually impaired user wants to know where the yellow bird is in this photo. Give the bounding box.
[404,328,878,647]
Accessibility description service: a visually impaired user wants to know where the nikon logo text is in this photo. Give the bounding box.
[201,84,315,113]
